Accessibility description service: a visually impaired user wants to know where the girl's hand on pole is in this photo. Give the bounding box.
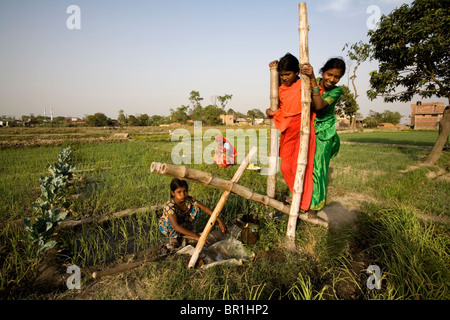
[266,108,274,118]
[300,62,315,80]
[197,233,210,246]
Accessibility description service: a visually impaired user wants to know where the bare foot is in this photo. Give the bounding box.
[307,210,317,219]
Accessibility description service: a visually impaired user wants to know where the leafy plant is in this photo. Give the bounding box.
[24,146,75,253]
[24,205,67,253]
[37,175,67,205]
[57,146,74,163]
[48,161,75,179]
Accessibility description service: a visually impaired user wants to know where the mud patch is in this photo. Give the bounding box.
[318,188,378,229]
[317,202,359,229]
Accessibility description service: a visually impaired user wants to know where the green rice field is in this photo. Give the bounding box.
[0,127,449,300]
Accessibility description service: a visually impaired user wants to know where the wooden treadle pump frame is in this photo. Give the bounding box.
[150,2,325,269]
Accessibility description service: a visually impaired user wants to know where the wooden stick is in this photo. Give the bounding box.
[57,205,163,230]
[92,252,168,279]
[92,260,146,279]
[150,162,327,227]
[187,146,258,268]
[267,65,279,199]
[286,2,312,249]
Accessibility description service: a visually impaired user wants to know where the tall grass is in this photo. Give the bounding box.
[376,168,449,217]
[357,203,450,299]
[59,209,162,268]
[0,146,61,221]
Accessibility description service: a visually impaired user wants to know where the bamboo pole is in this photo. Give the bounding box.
[150,162,327,227]
[267,65,279,199]
[187,146,258,268]
[92,251,169,279]
[57,205,163,230]
[285,2,311,249]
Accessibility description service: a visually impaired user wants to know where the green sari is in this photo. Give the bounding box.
[309,79,343,211]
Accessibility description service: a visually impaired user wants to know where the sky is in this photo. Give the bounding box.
[0,0,446,123]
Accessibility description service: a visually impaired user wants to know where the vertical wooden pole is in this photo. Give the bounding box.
[267,65,279,199]
[188,146,258,268]
[286,2,311,249]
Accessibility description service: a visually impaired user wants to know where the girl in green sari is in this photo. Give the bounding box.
[301,58,346,214]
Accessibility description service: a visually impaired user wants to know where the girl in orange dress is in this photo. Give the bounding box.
[266,53,316,211]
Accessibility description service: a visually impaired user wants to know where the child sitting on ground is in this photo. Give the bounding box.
[159,178,227,248]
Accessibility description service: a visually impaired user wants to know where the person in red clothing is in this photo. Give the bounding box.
[266,53,316,212]
[213,135,237,168]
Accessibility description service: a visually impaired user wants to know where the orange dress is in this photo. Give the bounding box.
[273,79,316,211]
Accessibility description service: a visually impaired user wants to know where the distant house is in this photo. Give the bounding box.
[236,118,251,126]
[65,117,83,124]
[355,113,364,124]
[378,122,396,128]
[335,113,363,129]
[410,102,445,129]
[220,114,237,126]
[0,120,8,127]
[253,118,265,125]
[336,116,350,129]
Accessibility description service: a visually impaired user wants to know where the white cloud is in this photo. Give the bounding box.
[313,0,414,19]
[317,0,352,12]
[376,0,412,5]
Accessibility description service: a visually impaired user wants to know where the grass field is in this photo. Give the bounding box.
[0,127,449,300]
[339,130,440,146]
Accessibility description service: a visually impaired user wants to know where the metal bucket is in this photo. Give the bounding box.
[235,216,259,245]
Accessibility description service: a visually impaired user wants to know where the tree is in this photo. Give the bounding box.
[343,41,373,102]
[118,109,127,125]
[367,0,450,164]
[380,110,402,125]
[362,117,378,128]
[203,104,223,125]
[227,108,236,115]
[217,94,233,110]
[138,113,150,126]
[246,108,265,121]
[367,109,402,125]
[150,115,162,126]
[188,90,204,121]
[127,115,139,126]
[426,106,450,164]
[170,105,189,124]
[53,116,65,124]
[85,113,109,127]
[335,85,359,126]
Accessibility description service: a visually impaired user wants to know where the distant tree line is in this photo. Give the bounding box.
[115,90,265,127]
[1,90,401,129]
[0,114,68,127]
[168,90,264,126]
[363,110,402,128]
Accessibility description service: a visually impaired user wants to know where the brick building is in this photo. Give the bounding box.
[410,102,445,129]
[220,114,237,126]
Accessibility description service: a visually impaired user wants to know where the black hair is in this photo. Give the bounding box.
[319,57,346,76]
[170,178,188,197]
[277,53,300,73]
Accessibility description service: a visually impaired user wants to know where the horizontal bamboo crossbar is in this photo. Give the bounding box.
[57,205,163,230]
[150,162,327,227]
[188,146,258,268]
